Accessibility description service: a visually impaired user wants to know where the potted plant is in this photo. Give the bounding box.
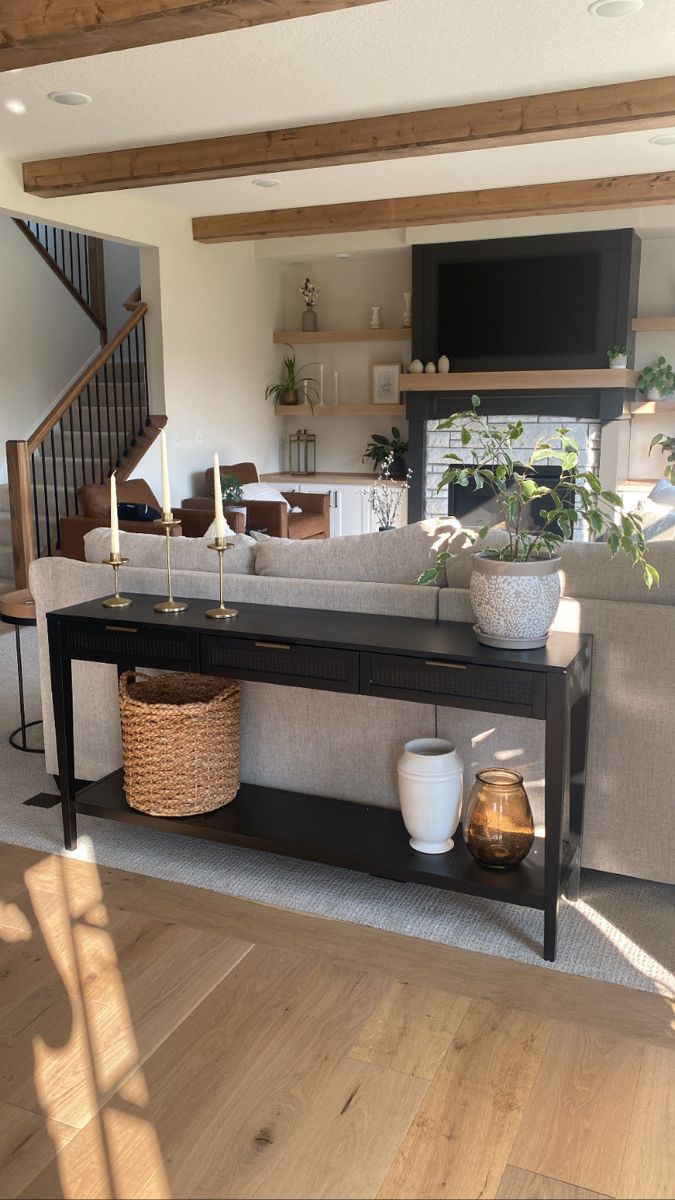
[363,452,412,530]
[637,356,675,400]
[265,346,319,410]
[219,473,247,523]
[607,344,628,369]
[363,427,409,479]
[417,396,658,648]
[300,277,320,332]
[650,432,675,483]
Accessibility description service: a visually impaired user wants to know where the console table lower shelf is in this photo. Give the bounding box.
[76,770,577,912]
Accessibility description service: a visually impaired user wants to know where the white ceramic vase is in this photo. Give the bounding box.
[402,292,412,328]
[470,554,563,649]
[609,354,627,369]
[397,738,464,854]
[369,305,383,329]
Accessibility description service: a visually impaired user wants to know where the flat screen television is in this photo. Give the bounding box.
[412,230,639,372]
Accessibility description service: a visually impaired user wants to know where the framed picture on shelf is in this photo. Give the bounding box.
[372,363,401,405]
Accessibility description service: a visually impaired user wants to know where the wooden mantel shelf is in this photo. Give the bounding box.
[400,368,639,392]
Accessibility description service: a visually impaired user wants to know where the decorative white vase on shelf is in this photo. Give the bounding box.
[369,305,383,329]
[402,292,412,328]
[425,361,437,373]
[397,738,464,854]
[302,306,318,332]
[409,358,424,374]
[647,386,662,401]
[438,354,450,373]
[608,354,627,369]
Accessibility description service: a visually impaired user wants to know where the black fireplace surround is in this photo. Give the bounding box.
[406,229,641,522]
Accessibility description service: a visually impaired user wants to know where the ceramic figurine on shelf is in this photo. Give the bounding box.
[425,361,437,373]
[402,292,412,328]
[438,354,450,373]
[369,305,383,329]
[409,358,424,374]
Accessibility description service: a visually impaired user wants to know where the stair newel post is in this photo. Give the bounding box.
[87,237,107,345]
[6,441,35,592]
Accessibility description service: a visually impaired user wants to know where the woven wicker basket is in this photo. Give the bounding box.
[119,671,240,817]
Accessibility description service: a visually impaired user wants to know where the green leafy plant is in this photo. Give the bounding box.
[637,356,675,396]
[219,474,244,505]
[265,345,319,410]
[607,344,627,359]
[650,433,675,483]
[363,427,409,473]
[417,395,658,588]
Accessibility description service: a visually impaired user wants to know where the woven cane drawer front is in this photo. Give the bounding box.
[201,635,359,693]
[365,653,539,714]
[65,622,197,668]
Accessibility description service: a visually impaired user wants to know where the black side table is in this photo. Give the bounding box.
[0,589,44,754]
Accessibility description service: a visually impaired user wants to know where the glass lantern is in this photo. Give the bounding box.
[289,429,316,476]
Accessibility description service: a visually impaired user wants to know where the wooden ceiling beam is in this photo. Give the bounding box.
[0,1,384,71]
[23,75,675,198]
[191,172,675,242]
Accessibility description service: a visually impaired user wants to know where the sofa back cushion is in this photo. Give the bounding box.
[78,478,160,518]
[254,519,467,585]
[84,527,256,574]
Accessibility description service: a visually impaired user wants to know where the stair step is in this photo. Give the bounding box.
[0,578,15,598]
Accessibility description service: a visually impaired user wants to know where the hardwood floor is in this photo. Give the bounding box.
[0,842,673,1200]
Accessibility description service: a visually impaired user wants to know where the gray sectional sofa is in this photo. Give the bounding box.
[29,522,675,885]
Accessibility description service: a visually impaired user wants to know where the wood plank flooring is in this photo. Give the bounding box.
[0,842,673,1200]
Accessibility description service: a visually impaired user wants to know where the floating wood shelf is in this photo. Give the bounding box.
[400,369,639,392]
[631,317,675,332]
[275,403,406,417]
[273,328,411,344]
[629,399,675,415]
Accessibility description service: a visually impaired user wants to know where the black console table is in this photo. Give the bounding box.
[47,595,592,961]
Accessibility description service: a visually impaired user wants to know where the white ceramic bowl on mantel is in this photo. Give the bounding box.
[470,555,563,650]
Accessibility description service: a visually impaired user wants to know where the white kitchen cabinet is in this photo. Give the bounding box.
[292,480,407,538]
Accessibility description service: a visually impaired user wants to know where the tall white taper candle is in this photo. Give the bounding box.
[319,363,324,404]
[334,370,339,404]
[110,470,120,557]
[213,451,225,540]
[159,428,172,516]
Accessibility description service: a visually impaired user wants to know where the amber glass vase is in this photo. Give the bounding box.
[463,768,535,869]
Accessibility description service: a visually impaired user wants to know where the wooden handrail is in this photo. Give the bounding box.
[27,302,147,454]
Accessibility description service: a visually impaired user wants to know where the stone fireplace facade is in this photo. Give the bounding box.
[424,414,602,525]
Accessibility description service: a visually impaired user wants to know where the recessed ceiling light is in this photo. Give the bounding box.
[47,91,92,106]
[587,0,643,16]
[649,133,675,145]
[4,98,26,115]
[252,177,280,188]
[336,252,352,259]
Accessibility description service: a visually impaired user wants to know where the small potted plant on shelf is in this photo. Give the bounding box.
[607,344,628,368]
[650,433,675,482]
[363,453,412,530]
[363,427,409,479]
[265,346,319,411]
[300,277,320,332]
[417,396,658,649]
[637,356,675,400]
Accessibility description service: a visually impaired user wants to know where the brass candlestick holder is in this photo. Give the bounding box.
[101,554,131,608]
[206,538,238,619]
[153,514,188,614]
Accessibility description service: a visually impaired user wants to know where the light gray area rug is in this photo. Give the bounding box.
[1,628,673,998]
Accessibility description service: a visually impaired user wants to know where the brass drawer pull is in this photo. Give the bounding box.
[255,640,291,651]
[106,625,139,633]
[424,660,467,670]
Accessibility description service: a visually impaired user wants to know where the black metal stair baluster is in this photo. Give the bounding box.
[124,335,138,443]
[75,234,83,299]
[68,405,78,507]
[50,428,61,550]
[30,452,41,559]
[112,345,127,459]
[77,394,86,486]
[59,418,70,519]
[40,441,52,557]
[83,236,90,306]
[105,358,121,467]
[133,323,148,428]
[85,382,95,482]
[102,365,114,476]
[93,371,104,482]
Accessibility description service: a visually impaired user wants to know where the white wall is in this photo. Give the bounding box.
[0,216,100,484]
[103,238,140,333]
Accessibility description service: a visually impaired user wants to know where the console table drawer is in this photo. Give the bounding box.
[363,652,544,716]
[65,621,198,669]
[201,635,359,693]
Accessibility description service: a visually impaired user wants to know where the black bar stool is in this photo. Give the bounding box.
[0,589,44,754]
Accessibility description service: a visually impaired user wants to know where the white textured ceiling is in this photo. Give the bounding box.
[2,0,675,217]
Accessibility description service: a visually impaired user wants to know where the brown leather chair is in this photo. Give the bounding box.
[59,478,245,561]
[181,462,330,540]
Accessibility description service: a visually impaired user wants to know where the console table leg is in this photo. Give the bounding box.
[47,615,77,851]
[566,684,591,903]
[543,674,570,962]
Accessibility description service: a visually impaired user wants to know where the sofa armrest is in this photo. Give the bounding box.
[282,490,330,519]
[59,516,182,561]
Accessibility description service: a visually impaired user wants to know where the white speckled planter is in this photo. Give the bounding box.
[470,555,563,649]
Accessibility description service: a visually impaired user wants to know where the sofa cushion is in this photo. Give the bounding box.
[84,527,256,574]
[254,519,464,585]
[78,478,160,518]
[241,482,291,510]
